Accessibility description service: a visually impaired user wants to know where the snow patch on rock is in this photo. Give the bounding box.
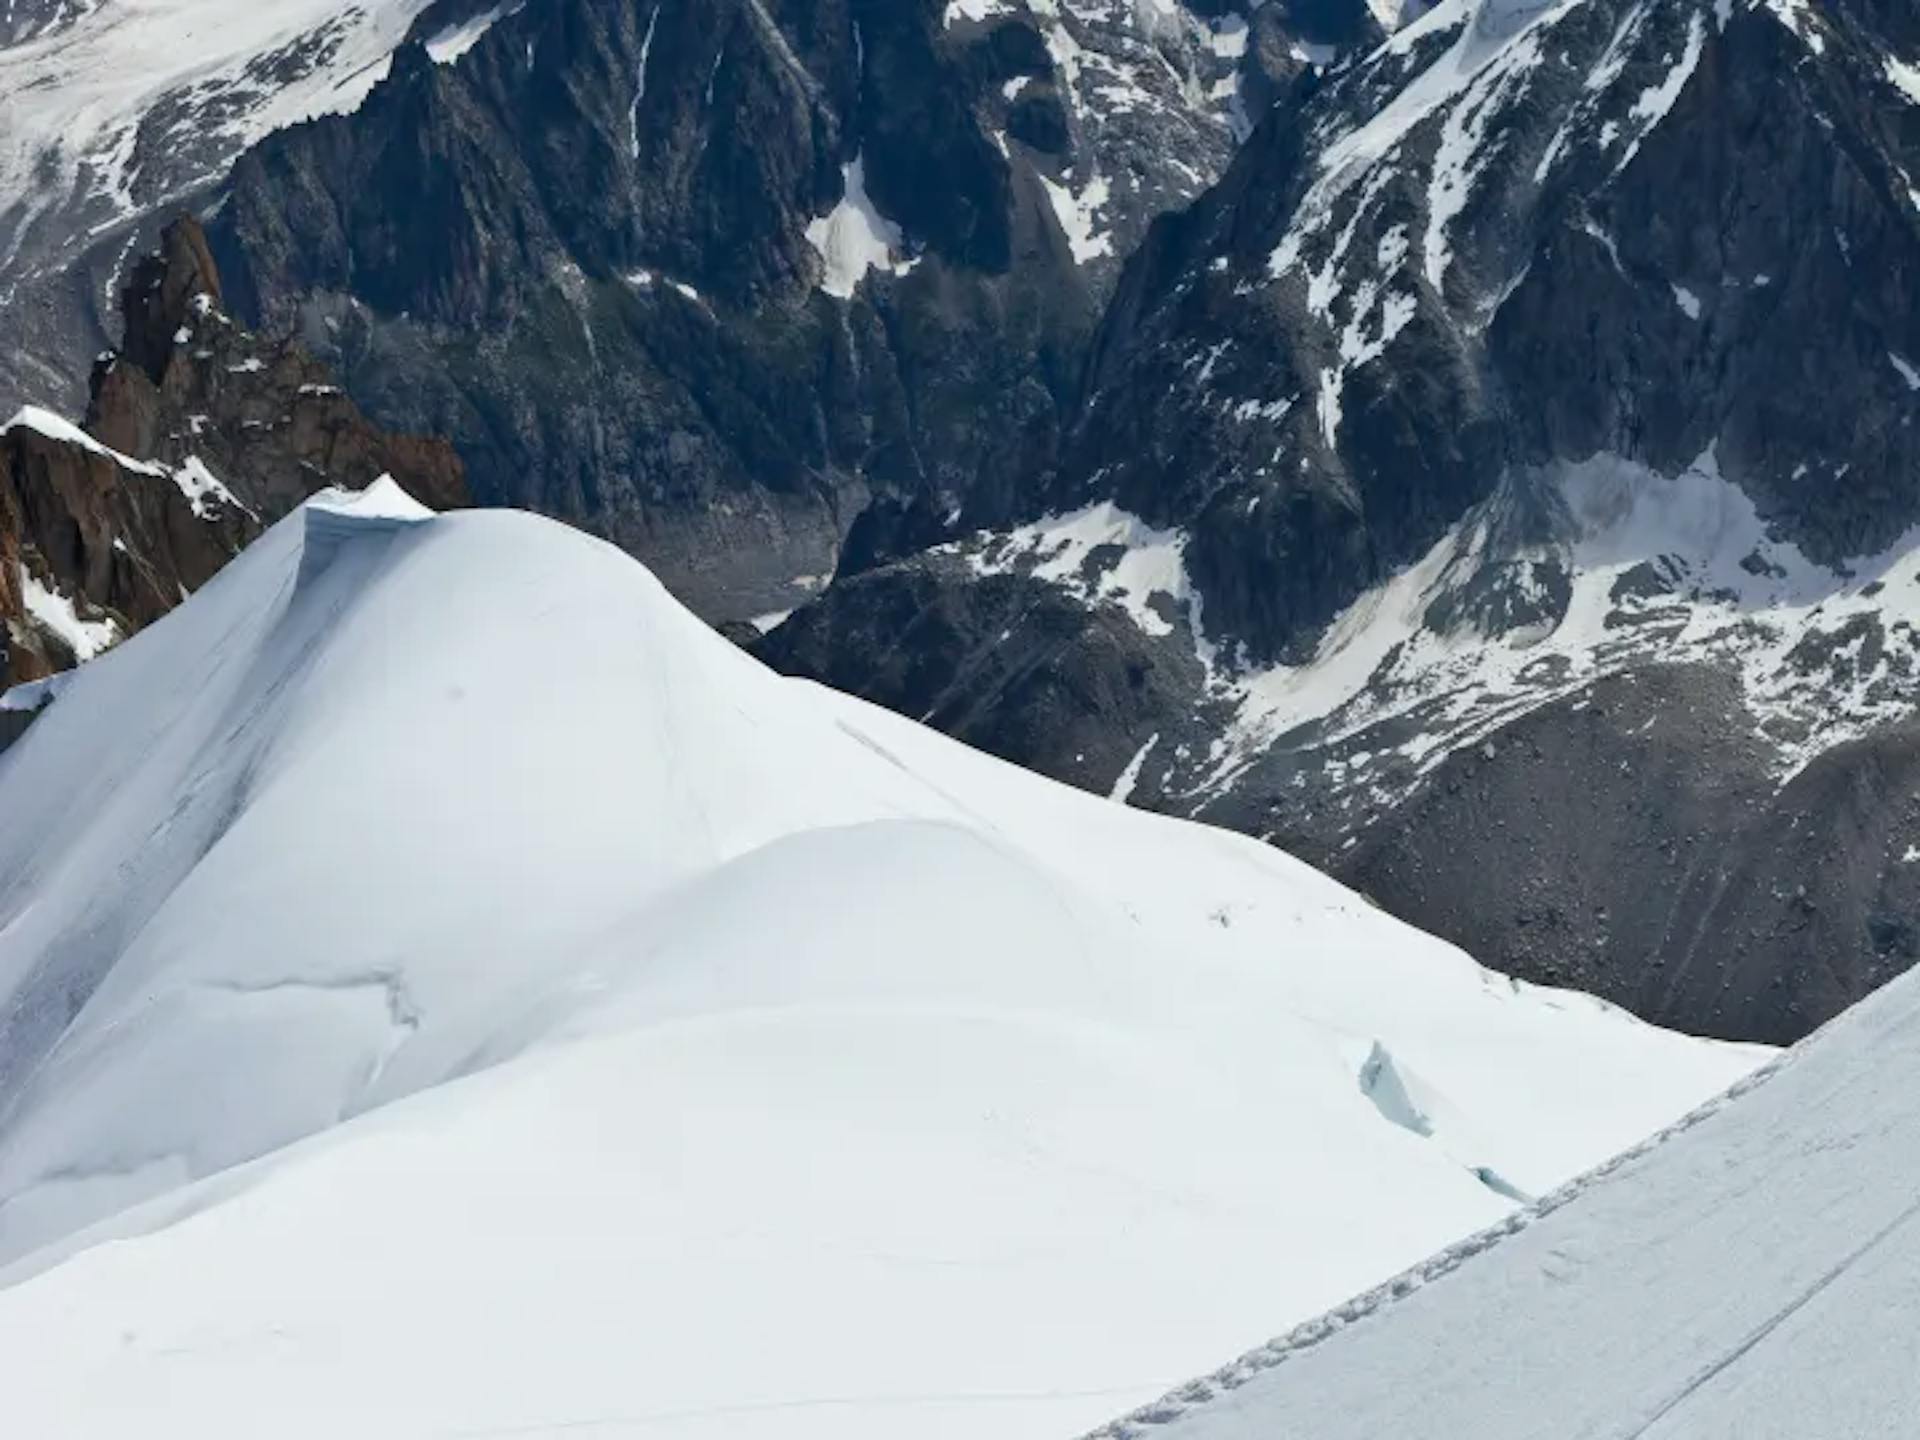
[3,405,166,476]
[16,568,118,661]
[1886,54,1920,104]
[805,157,914,299]
[1109,732,1162,802]
[968,502,1194,638]
[424,1,523,64]
[1041,171,1117,265]
[1196,448,1920,816]
[173,455,251,520]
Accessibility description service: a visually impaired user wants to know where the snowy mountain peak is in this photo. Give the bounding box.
[0,482,1758,1434]
[306,473,435,528]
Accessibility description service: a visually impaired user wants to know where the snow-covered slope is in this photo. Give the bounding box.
[1083,940,1920,1440]
[0,484,1759,1436]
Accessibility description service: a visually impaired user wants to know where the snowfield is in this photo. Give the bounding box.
[0,484,1763,1437]
[1085,934,1920,1439]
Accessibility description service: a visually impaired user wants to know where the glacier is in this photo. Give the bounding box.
[1087,930,1920,1439]
[0,482,1761,1437]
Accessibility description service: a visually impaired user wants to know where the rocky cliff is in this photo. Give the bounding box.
[13,0,1919,1044]
[195,0,1289,623]
[2,217,464,696]
[767,0,1920,1043]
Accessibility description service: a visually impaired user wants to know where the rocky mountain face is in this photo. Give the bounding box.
[2,217,464,702]
[90,217,465,517]
[1044,0,1920,665]
[12,0,1919,1044]
[0,0,96,44]
[1,408,247,692]
[767,0,1920,1043]
[0,0,446,411]
[194,0,1289,622]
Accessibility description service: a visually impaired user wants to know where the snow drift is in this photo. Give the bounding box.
[0,483,1761,1437]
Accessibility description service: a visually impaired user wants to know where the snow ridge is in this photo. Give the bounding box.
[0,487,1760,1437]
[1081,1039,1796,1439]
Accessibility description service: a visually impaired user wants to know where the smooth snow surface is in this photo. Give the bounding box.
[0,485,1760,1438]
[0,671,69,713]
[1085,958,1920,1440]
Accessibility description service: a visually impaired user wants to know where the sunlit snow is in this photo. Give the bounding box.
[0,483,1761,1438]
[1089,945,1920,1439]
[424,0,524,64]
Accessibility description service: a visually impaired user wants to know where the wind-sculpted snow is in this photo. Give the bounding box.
[0,484,1759,1437]
[1083,945,1920,1439]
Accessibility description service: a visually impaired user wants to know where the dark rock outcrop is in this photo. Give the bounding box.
[760,549,1214,796]
[768,0,1920,1042]
[1326,664,1920,1046]
[2,217,467,692]
[1,409,249,688]
[1044,0,1920,667]
[91,217,467,518]
[198,0,1257,624]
